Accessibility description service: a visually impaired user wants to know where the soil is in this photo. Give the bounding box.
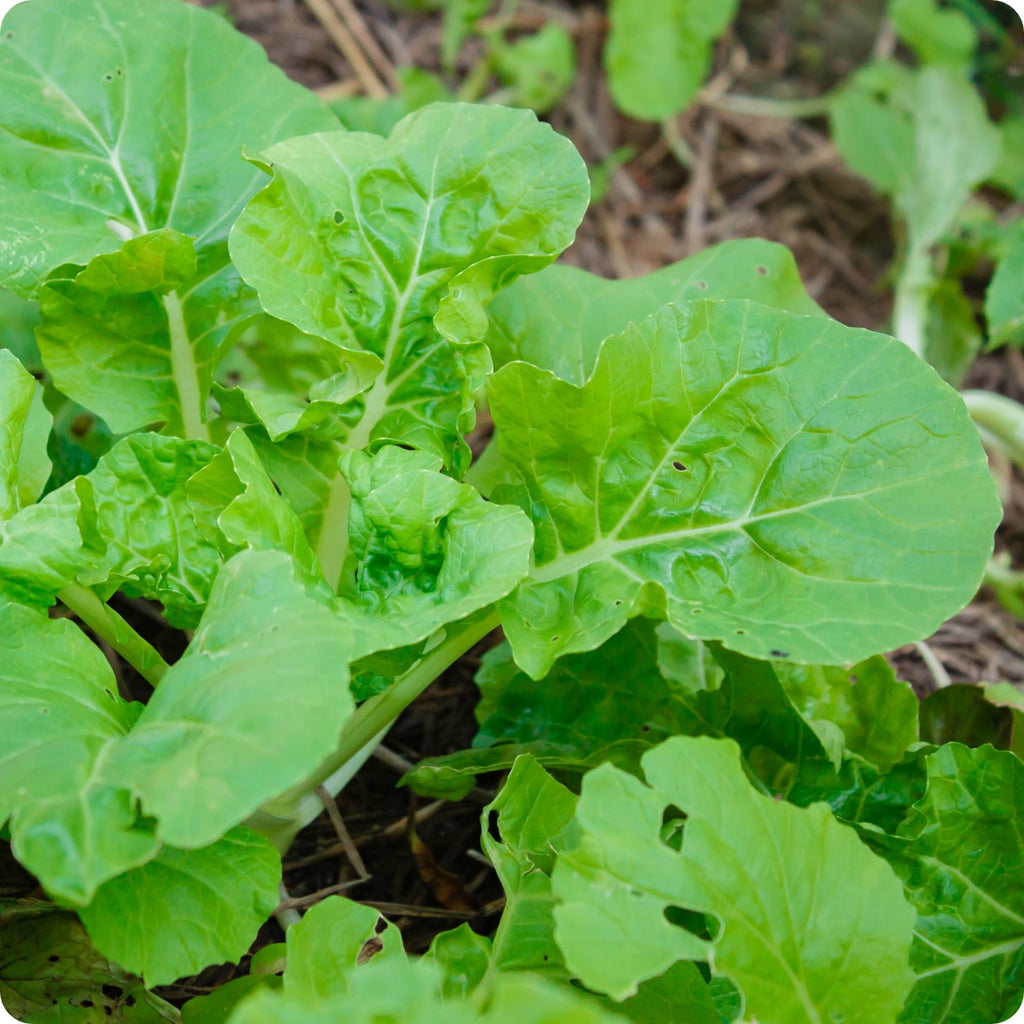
[153,0,1024,1002]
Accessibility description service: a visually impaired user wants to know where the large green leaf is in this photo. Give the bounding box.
[79,827,281,987]
[869,744,1024,1023]
[0,904,178,1022]
[552,736,917,1021]
[0,0,336,297]
[604,0,740,120]
[486,239,822,386]
[489,300,998,677]
[101,550,358,848]
[0,350,51,520]
[229,102,589,472]
[0,601,157,905]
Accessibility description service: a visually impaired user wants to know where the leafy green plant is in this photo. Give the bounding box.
[0,1,1020,1022]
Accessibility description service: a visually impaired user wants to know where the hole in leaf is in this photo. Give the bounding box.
[660,806,686,851]
[81,1001,94,1009]
[101,986,123,1000]
[756,265,768,276]
[672,461,687,472]
[332,210,345,224]
[48,955,60,963]
[663,905,718,940]
[486,810,501,844]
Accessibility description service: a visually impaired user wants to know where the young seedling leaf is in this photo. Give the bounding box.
[0,602,158,905]
[604,0,741,120]
[552,735,917,1020]
[229,103,589,472]
[868,743,1024,1023]
[80,827,281,988]
[0,0,337,297]
[490,300,999,677]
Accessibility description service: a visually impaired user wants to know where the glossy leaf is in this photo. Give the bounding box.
[0,0,337,296]
[485,239,822,386]
[102,551,358,848]
[0,905,178,1022]
[230,103,589,472]
[490,300,999,677]
[80,827,281,987]
[869,744,1024,1023]
[553,735,917,1020]
[0,602,157,904]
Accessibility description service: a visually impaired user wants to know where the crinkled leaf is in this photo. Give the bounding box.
[336,446,533,643]
[0,602,157,904]
[0,906,178,1022]
[426,924,492,999]
[868,744,1024,1023]
[490,300,998,677]
[80,827,281,987]
[553,735,918,1020]
[0,350,52,519]
[102,551,357,848]
[987,228,1024,348]
[75,432,222,628]
[229,103,589,472]
[0,0,337,296]
[485,239,822,387]
[605,0,741,120]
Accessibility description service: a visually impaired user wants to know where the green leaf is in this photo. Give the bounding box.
[869,744,1024,1023]
[986,228,1024,348]
[0,349,52,519]
[481,757,578,978]
[492,24,576,114]
[0,601,158,905]
[890,0,977,71]
[0,905,178,1022]
[80,827,281,987]
[182,975,282,1024]
[774,656,919,771]
[336,446,533,645]
[0,0,337,297]
[75,432,223,628]
[605,0,741,120]
[0,288,41,371]
[332,67,451,136]
[595,962,719,1024]
[229,103,589,472]
[919,684,1015,750]
[485,239,822,387]
[35,230,248,438]
[102,550,358,848]
[552,735,917,1020]
[283,896,404,1001]
[426,924,492,998]
[186,428,325,590]
[490,300,999,677]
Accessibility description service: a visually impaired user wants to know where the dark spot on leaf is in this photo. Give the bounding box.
[849,674,858,685]
[103,73,112,81]
[696,280,708,290]
[770,650,789,658]
[40,707,49,714]
[735,629,745,635]
[672,461,687,472]
[103,1007,112,1017]
[48,955,60,963]
[614,599,622,606]
[641,724,650,732]
[125,997,136,1006]
[101,986,123,999]
[691,608,702,615]
[542,955,549,962]
[756,265,768,276]
[4,32,12,40]
[551,635,560,642]
[332,210,345,224]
